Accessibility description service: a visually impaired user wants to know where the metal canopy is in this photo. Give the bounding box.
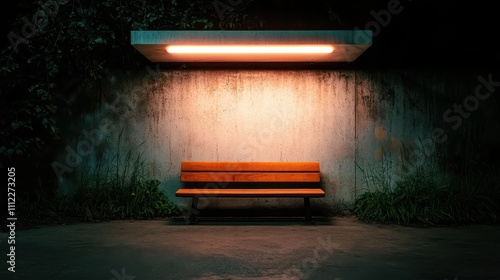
[131,30,372,63]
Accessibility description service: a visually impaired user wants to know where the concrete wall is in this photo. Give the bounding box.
[56,68,498,213]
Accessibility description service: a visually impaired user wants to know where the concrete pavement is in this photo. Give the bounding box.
[1,216,499,280]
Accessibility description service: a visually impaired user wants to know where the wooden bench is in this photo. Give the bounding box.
[175,161,325,223]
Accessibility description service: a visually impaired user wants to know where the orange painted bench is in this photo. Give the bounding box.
[175,161,324,223]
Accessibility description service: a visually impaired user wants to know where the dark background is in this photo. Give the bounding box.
[2,0,498,69]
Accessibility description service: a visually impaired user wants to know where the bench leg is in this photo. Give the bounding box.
[189,196,199,224]
[304,197,313,224]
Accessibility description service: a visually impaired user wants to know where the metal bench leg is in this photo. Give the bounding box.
[304,197,313,224]
[189,196,199,224]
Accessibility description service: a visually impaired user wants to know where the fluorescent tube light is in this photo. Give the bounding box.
[166,45,334,54]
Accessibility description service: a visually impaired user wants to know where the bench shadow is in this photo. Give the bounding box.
[167,207,334,226]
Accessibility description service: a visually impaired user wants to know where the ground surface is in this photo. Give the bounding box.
[11,212,85,230]
[1,216,499,280]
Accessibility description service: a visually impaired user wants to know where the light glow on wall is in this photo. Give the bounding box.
[166,45,334,54]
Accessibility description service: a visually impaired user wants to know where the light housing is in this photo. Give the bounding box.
[131,30,371,63]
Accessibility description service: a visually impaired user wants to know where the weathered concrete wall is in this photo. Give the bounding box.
[354,71,438,195]
[55,68,499,213]
[118,70,357,211]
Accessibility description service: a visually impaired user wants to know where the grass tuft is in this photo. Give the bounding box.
[60,137,180,222]
[354,164,499,226]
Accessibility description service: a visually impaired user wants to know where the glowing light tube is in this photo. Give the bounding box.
[166,45,334,54]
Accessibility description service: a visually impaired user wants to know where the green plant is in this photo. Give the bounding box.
[17,187,59,217]
[354,164,500,225]
[61,137,180,222]
[355,157,394,193]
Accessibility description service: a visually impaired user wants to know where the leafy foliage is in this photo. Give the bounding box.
[1,0,220,161]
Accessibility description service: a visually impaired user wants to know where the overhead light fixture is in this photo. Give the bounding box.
[131,30,371,62]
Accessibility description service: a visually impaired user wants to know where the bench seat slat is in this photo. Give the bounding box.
[181,172,320,182]
[181,162,319,172]
[175,188,325,197]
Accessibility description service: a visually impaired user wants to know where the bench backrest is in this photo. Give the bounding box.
[181,161,320,183]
